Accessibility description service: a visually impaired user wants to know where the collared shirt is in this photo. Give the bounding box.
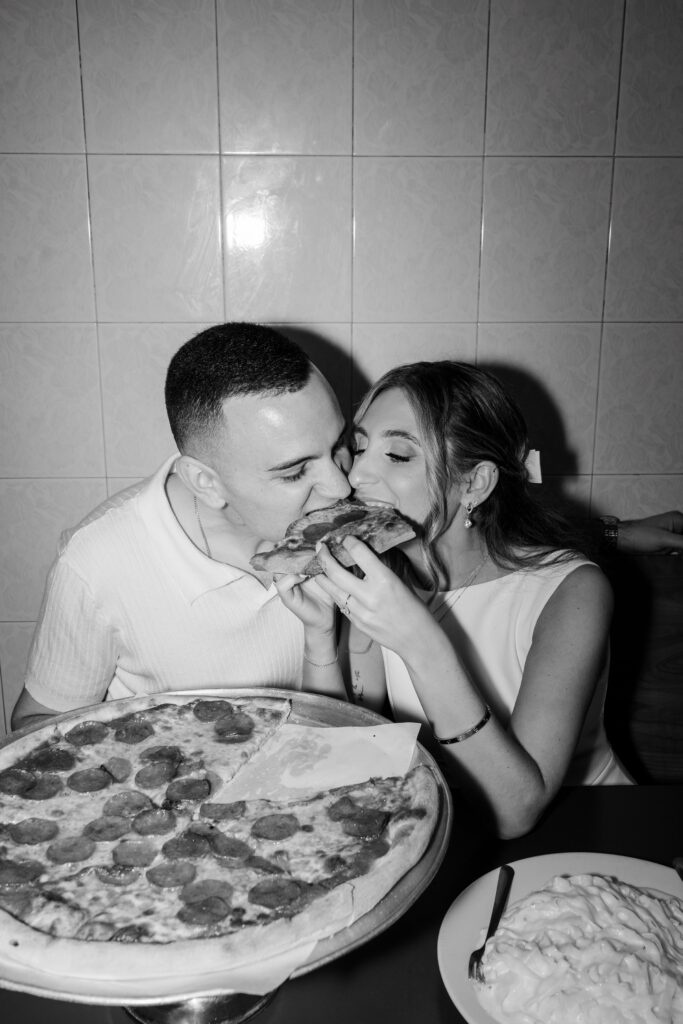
[26,456,303,710]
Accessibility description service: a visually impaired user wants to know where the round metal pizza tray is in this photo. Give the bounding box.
[0,687,452,1006]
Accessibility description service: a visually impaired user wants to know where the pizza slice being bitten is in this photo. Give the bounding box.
[250,500,416,576]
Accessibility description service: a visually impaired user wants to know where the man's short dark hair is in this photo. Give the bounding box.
[165,322,312,452]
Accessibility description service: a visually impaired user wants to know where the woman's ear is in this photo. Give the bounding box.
[175,455,227,509]
[463,461,499,507]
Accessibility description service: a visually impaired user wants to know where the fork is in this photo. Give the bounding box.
[468,863,515,984]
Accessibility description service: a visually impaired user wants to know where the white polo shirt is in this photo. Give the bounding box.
[25,456,303,710]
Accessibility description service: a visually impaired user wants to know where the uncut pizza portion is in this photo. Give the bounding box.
[0,694,439,980]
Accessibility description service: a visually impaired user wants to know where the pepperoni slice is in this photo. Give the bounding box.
[103,790,153,818]
[161,829,212,860]
[111,923,152,942]
[192,699,234,722]
[165,778,211,804]
[114,719,154,745]
[67,767,112,793]
[23,774,63,800]
[146,860,196,889]
[113,839,157,867]
[0,857,44,887]
[19,745,76,773]
[214,711,255,744]
[46,836,96,864]
[64,721,109,747]
[139,745,183,765]
[341,809,388,838]
[0,768,36,796]
[199,801,245,821]
[94,865,141,887]
[327,795,360,821]
[177,895,231,926]
[301,521,337,543]
[83,816,130,842]
[132,809,176,836]
[248,877,302,909]
[135,761,177,789]
[207,832,252,863]
[8,817,59,845]
[251,813,299,841]
[180,878,233,905]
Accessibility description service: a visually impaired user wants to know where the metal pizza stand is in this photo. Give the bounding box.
[0,689,453,1024]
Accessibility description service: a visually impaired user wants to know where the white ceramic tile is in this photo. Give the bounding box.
[605,159,683,321]
[350,323,476,404]
[272,323,353,417]
[79,0,218,154]
[595,324,683,475]
[617,0,683,156]
[0,622,35,736]
[222,157,351,322]
[88,156,223,322]
[107,478,145,497]
[537,475,592,521]
[353,158,481,322]
[479,158,612,322]
[354,0,487,156]
[591,476,683,519]
[0,479,107,622]
[0,156,95,322]
[486,0,621,155]
[478,324,601,475]
[217,0,352,154]
[0,0,84,153]
[99,324,207,478]
[0,324,104,478]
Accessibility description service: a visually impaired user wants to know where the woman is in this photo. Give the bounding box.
[281,360,634,838]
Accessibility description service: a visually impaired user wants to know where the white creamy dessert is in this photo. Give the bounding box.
[473,873,683,1024]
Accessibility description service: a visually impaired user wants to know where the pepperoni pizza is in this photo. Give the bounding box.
[250,500,415,576]
[0,694,439,981]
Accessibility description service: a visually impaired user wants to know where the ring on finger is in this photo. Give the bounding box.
[340,592,352,617]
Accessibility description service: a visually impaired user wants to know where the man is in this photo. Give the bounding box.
[12,323,351,730]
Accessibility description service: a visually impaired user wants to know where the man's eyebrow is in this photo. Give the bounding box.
[267,427,348,473]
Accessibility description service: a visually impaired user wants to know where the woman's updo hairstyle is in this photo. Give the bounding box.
[355,361,584,590]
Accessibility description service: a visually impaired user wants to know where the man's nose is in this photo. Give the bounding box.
[318,459,352,500]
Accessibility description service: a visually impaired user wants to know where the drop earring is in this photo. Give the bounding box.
[464,501,475,529]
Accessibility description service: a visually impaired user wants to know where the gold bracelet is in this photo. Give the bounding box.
[303,653,338,669]
[436,705,491,745]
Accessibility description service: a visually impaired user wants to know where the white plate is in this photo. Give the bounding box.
[437,851,681,1024]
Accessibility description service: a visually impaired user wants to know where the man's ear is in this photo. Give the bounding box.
[175,455,227,509]
[463,461,499,507]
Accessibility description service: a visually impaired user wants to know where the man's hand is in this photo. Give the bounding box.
[274,573,337,633]
[618,511,683,554]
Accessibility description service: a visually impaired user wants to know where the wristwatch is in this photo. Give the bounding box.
[599,515,620,550]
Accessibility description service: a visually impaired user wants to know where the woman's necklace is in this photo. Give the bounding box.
[193,495,212,558]
[431,552,489,621]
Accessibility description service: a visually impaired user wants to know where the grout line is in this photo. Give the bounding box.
[214,0,227,322]
[474,0,493,366]
[590,0,628,513]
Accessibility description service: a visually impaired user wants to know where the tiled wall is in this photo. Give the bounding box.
[1,0,681,735]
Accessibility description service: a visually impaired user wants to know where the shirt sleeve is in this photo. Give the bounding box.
[24,556,117,711]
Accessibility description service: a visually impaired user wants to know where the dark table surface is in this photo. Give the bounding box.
[1,783,682,1024]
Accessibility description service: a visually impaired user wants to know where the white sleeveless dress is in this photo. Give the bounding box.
[380,556,634,785]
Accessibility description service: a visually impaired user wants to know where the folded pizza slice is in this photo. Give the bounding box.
[250,499,416,576]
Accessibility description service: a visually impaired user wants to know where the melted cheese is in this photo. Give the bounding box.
[475,873,683,1024]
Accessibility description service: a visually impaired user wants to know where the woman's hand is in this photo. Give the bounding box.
[314,537,432,657]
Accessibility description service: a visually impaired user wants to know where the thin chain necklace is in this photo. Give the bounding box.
[431,552,488,622]
[193,495,212,558]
